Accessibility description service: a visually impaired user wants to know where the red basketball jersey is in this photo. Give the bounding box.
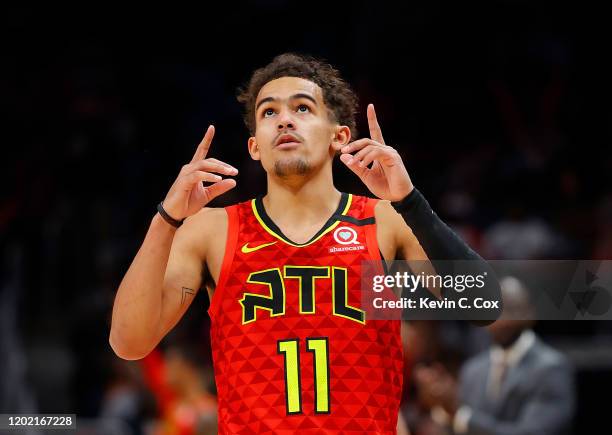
[208,193,403,434]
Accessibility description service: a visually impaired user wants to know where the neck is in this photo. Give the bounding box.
[263,162,340,230]
[499,329,524,349]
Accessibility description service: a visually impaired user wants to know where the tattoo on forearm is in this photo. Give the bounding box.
[181,287,196,305]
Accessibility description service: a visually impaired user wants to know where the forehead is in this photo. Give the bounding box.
[256,76,324,105]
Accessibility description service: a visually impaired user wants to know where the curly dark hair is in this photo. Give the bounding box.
[237,53,359,139]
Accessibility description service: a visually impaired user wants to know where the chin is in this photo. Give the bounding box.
[273,157,311,177]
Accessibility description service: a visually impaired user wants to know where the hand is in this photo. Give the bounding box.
[339,104,413,201]
[162,125,238,220]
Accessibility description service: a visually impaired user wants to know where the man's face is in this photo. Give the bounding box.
[487,319,524,347]
[248,76,350,177]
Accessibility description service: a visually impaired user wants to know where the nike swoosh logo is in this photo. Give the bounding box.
[241,241,277,254]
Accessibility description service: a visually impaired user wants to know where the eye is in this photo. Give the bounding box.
[263,108,275,118]
[297,104,310,113]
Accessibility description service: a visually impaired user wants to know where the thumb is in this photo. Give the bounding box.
[340,153,367,179]
[205,178,237,202]
[330,141,345,152]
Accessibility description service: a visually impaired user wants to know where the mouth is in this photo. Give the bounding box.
[276,134,302,148]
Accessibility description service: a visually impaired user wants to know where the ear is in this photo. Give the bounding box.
[248,136,260,161]
[330,125,351,152]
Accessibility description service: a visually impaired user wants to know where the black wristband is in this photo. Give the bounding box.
[157,202,185,228]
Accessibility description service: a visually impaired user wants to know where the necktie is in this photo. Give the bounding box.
[488,353,509,399]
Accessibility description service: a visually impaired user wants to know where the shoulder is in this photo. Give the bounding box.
[522,339,574,396]
[530,337,571,371]
[173,206,229,255]
[183,206,228,233]
[374,199,399,224]
[353,195,427,261]
[190,206,229,223]
[374,198,418,243]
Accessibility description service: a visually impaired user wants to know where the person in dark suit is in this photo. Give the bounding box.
[415,276,575,435]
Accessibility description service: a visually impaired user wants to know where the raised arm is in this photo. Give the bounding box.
[109,126,237,360]
[339,104,501,324]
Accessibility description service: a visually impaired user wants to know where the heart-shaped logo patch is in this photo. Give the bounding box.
[339,231,351,240]
[333,226,358,245]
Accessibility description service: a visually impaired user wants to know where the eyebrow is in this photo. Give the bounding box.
[255,93,318,112]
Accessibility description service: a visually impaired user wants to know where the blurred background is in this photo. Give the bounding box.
[2,1,612,434]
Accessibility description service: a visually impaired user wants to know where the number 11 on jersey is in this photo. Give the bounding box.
[277,337,330,414]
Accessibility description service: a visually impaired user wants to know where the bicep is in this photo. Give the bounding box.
[155,219,206,343]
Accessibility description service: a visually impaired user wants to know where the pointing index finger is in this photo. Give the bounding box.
[191,125,215,162]
[367,104,385,144]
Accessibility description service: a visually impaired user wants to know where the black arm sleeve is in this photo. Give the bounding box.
[393,188,502,325]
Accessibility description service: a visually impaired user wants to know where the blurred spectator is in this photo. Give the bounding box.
[100,358,156,435]
[140,343,217,435]
[400,320,488,435]
[414,276,575,434]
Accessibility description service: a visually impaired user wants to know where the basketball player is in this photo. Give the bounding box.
[110,53,498,434]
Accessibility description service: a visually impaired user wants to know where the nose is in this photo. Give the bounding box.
[276,109,295,131]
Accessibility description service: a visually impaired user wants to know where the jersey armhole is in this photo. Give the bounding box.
[363,197,385,272]
[207,205,239,318]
